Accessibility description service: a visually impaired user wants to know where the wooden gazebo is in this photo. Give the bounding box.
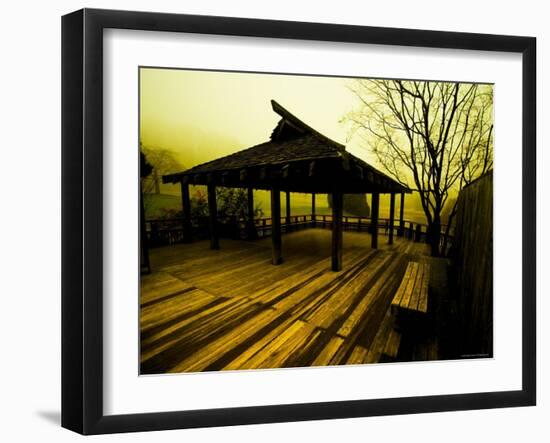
[163,100,410,271]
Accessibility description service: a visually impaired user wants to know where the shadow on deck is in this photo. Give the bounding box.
[140,229,446,374]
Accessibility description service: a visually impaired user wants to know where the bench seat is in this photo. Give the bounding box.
[391,261,430,315]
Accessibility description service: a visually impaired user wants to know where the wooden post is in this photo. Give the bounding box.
[180,180,192,243]
[388,193,395,245]
[286,191,291,227]
[311,193,316,227]
[207,183,219,250]
[140,182,150,274]
[246,187,257,240]
[415,224,422,242]
[271,187,282,265]
[399,192,405,237]
[331,192,343,271]
[371,192,380,249]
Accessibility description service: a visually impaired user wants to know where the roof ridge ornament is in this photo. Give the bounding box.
[270,99,346,151]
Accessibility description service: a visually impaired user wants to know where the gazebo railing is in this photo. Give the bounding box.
[145,215,453,252]
[144,217,240,247]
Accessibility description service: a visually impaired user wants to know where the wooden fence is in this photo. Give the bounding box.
[450,171,493,357]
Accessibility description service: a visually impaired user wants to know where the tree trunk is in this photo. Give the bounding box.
[153,169,160,194]
[442,200,459,256]
[429,217,441,257]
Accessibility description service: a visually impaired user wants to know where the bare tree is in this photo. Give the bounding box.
[140,144,183,195]
[345,79,493,256]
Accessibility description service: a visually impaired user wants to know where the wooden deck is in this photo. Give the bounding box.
[140,228,431,374]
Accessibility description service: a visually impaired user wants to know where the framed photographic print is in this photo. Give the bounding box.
[61,8,536,435]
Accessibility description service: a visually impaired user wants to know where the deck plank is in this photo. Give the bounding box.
[383,328,401,359]
[140,229,431,373]
[365,307,396,363]
[311,336,345,367]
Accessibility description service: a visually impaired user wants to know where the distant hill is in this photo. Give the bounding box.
[327,194,370,217]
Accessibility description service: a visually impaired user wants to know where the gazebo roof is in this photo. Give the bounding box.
[163,100,410,194]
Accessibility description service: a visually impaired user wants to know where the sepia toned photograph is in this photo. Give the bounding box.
[139,67,494,375]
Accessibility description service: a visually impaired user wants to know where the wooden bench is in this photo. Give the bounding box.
[386,261,432,359]
[392,261,430,315]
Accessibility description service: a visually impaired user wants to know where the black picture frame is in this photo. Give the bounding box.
[61,8,536,435]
